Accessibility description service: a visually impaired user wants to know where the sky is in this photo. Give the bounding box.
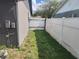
[36,0,45,3]
[32,0,45,12]
[32,0,62,13]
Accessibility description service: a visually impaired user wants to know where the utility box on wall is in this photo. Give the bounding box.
[0,0,29,47]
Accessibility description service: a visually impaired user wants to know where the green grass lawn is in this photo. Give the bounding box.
[7,30,76,59]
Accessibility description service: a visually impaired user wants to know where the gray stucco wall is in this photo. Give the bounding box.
[0,0,18,47]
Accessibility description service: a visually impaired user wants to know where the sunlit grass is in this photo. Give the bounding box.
[7,31,39,59]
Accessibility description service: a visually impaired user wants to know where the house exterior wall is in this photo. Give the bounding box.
[46,18,79,58]
[17,0,29,46]
[54,0,79,18]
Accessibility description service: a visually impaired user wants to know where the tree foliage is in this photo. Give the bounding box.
[32,0,61,18]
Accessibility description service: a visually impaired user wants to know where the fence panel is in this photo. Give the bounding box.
[29,17,45,30]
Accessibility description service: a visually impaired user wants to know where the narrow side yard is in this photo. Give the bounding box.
[7,30,76,59]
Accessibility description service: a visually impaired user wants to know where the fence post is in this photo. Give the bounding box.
[44,18,46,30]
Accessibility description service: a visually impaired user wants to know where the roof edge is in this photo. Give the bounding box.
[52,0,68,17]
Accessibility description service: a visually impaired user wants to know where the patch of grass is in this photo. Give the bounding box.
[0,45,6,50]
[7,30,76,59]
[34,30,76,59]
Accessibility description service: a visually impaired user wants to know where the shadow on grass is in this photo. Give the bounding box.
[34,30,77,59]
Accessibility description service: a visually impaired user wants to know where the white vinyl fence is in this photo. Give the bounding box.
[46,18,79,59]
[29,17,46,30]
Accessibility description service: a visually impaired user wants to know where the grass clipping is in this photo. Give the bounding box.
[7,31,39,59]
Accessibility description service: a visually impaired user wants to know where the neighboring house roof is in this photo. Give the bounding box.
[52,0,68,16]
[56,0,79,14]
